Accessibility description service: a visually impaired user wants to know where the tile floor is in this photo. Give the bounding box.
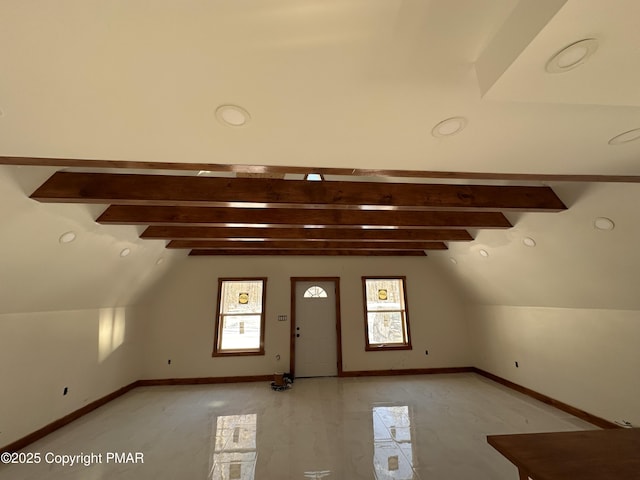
[0,373,596,479]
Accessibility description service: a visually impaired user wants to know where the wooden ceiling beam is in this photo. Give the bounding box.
[31,171,566,211]
[5,155,640,183]
[168,240,447,250]
[188,249,427,256]
[97,205,512,229]
[141,226,474,241]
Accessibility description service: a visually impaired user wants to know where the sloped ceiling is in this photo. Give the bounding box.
[0,166,178,314]
[444,182,640,309]
[1,0,640,312]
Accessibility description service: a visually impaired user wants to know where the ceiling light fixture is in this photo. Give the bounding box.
[59,231,76,244]
[594,217,615,231]
[215,104,250,127]
[432,117,467,137]
[479,249,489,257]
[608,128,640,145]
[120,248,131,257]
[523,237,537,247]
[545,38,598,74]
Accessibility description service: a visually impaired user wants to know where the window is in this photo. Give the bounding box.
[213,278,266,356]
[303,285,328,298]
[362,277,411,351]
[304,173,324,181]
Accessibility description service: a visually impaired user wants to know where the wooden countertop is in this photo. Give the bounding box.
[487,428,640,480]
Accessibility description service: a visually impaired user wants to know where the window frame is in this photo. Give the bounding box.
[362,276,412,352]
[212,277,267,357]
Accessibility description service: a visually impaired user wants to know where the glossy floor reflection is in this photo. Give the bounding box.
[0,373,597,479]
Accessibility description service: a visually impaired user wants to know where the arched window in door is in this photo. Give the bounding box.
[303,285,328,298]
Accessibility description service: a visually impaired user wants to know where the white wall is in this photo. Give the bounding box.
[0,306,142,447]
[138,256,472,380]
[470,305,640,425]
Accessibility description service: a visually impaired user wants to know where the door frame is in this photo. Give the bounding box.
[290,277,343,378]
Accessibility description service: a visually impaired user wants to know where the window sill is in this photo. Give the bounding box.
[365,344,412,352]
[212,350,265,357]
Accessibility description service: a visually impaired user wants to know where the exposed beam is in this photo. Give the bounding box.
[142,226,474,241]
[4,155,640,183]
[188,249,427,256]
[31,172,566,211]
[97,206,513,229]
[168,240,447,250]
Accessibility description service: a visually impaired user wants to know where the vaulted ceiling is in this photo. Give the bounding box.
[1,0,640,311]
[3,0,640,176]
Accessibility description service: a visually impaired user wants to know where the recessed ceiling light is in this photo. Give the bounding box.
[545,38,598,74]
[215,104,250,127]
[120,248,131,257]
[523,237,536,247]
[432,117,467,138]
[594,217,615,231]
[479,249,489,257]
[449,257,458,264]
[59,231,76,244]
[608,128,640,145]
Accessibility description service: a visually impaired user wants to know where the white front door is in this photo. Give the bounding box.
[294,280,338,378]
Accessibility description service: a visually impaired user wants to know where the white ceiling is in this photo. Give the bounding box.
[1,0,640,174]
[443,181,640,309]
[0,165,180,314]
[1,0,640,313]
